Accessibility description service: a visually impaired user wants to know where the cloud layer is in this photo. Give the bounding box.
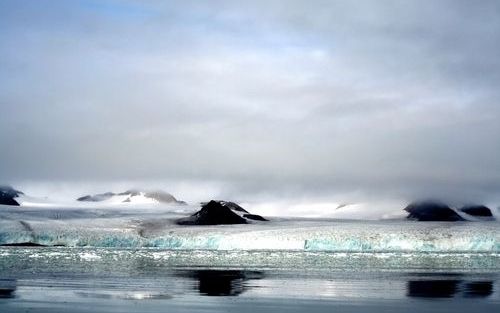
[1,0,500,203]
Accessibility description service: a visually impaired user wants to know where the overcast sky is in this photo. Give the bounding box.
[1,0,500,203]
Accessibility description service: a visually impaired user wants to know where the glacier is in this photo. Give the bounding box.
[0,204,499,253]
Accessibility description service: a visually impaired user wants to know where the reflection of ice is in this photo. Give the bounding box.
[75,291,173,300]
[245,277,408,299]
[79,252,102,261]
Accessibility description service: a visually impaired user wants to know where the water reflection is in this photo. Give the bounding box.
[407,278,493,299]
[0,279,16,298]
[178,270,264,296]
[407,280,461,298]
[1,272,495,302]
[463,282,494,298]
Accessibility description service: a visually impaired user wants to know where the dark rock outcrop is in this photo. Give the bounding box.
[217,201,248,212]
[404,201,465,221]
[199,200,248,212]
[177,201,247,225]
[0,186,23,206]
[0,242,47,247]
[177,200,268,225]
[459,205,493,217]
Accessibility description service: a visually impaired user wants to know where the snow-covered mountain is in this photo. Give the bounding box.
[77,189,186,205]
[1,185,187,207]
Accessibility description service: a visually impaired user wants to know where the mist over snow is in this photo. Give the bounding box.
[2,0,500,214]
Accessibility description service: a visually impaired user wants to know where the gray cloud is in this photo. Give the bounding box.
[1,0,500,203]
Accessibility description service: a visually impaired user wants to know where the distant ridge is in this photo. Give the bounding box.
[404,200,496,221]
[0,185,24,206]
[459,205,493,217]
[77,189,186,205]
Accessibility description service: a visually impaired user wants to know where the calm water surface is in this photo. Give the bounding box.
[1,248,499,312]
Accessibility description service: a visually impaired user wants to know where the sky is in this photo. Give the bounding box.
[1,0,500,205]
